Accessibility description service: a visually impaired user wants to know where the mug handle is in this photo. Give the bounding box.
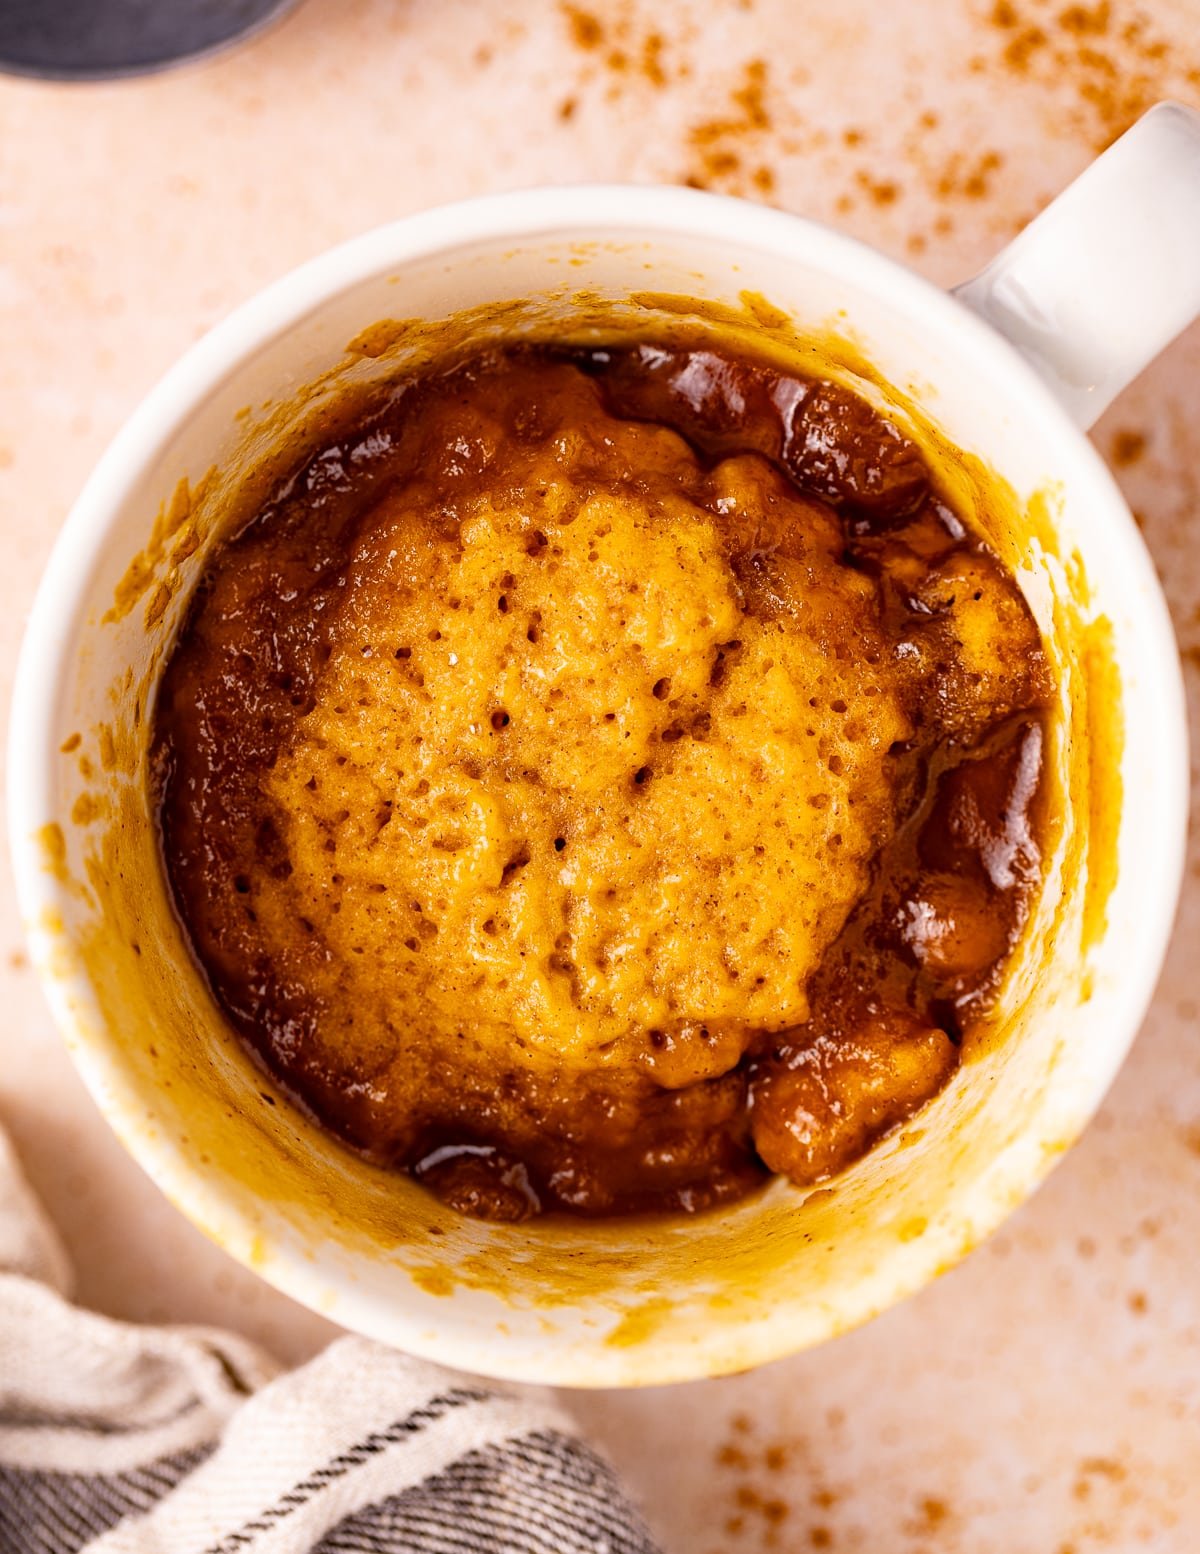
[953,101,1200,431]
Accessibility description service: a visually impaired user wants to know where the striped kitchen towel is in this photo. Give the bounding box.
[0,1127,661,1554]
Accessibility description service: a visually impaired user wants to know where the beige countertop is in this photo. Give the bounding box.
[3,1,1200,1548]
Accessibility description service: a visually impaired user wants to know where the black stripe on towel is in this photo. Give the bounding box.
[204,1386,490,1554]
[0,1444,213,1554]
[313,1429,662,1554]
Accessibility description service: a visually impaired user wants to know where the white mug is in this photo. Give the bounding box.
[9,104,1195,1388]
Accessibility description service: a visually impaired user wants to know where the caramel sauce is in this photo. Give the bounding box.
[153,341,1053,1220]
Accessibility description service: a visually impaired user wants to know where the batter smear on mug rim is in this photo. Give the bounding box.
[153,338,1054,1221]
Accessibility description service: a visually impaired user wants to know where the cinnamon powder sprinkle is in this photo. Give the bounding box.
[642,30,667,86]
[561,2,604,50]
[855,170,900,206]
[559,3,676,90]
[935,148,1004,200]
[1110,427,1148,467]
[684,58,778,198]
[712,1422,845,1550]
[985,0,1200,149]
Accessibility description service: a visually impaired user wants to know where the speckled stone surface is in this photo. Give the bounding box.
[2,2,1200,1549]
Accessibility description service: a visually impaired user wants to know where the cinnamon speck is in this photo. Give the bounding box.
[1059,2,1111,37]
[1128,1289,1149,1314]
[561,2,604,50]
[732,58,771,129]
[642,31,667,86]
[1110,427,1147,467]
[935,148,1004,200]
[855,170,900,206]
[558,95,577,121]
[703,148,742,178]
[900,1493,954,1537]
[1079,1456,1127,1481]
[1005,23,1049,72]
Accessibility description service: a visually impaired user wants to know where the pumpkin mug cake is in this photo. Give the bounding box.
[153,334,1054,1222]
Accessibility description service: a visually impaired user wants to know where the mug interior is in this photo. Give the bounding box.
[10,191,1185,1386]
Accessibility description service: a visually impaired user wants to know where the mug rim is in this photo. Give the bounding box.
[8,184,1189,1385]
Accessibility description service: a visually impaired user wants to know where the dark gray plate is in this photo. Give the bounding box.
[0,0,302,81]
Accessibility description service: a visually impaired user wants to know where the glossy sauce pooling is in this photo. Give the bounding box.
[154,340,1054,1220]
